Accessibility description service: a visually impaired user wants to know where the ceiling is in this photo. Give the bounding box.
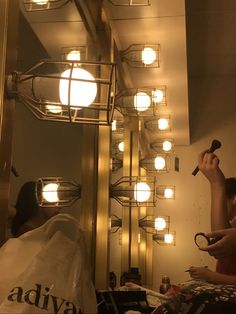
[19,0,233,152]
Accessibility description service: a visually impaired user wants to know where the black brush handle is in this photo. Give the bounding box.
[192,140,221,176]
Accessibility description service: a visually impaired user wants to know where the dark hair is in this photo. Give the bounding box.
[225,177,236,199]
[11,181,39,236]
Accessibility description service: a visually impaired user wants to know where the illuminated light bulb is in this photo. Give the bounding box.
[33,0,48,4]
[134,182,151,202]
[138,233,141,244]
[158,118,169,130]
[162,140,172,152]
[134,92,151,112]
[164,188,174,199]
[46,105,62,114]
[112,119,117,131]
[59,68,97,109]
[164,233,174,244]
[42,183,59,203]
[141,47,157,65]
[118,141,124,152]
[152,89,164,103]
[66,50,81,61]
[154,217,166,231]
[154,156,166,170]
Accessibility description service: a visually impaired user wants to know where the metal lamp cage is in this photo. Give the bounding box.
[36,177,81,208]
[108,0,151,6]
[140,153,171,173]
[110,175,157,207]
[115,87,166,117]
[156,185,175,200]
[23,0,71,11]
[153,231,176,246]
[109,214,122,233]
[144,115,171,132]
[150,139,174,153]
[111,156,123,172]
[121,44,160,68]
[7,59,116,126]
[139,215,170,235]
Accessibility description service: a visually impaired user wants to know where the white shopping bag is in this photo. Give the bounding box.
[0,213,97,314]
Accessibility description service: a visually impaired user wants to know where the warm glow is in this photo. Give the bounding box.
[33,0,48,4]
[118,141,124,152]
[66,50,81,61]
[112,119,117,131]
[164,233,174,244]
[42,183,59,203]
[46,105,62,114]
[154,217,166,231]
[154,156,166,170]
[134,182,151,202]
[162,140,172,151]
[164,188,174,199]
[59,68,97,108]
[141,47,157,65]
[152,89,164,103]
[134,92,151,112]
[158,118,169,130]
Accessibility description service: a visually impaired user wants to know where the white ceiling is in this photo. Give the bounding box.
[20,0,190,150]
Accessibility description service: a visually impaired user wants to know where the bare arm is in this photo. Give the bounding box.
[198,150,230,230]
[189,266,236,284]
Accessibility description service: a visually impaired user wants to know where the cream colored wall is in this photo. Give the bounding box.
[152,76,236,290]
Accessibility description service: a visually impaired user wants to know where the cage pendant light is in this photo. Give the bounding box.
[23,0,70,11]
[7,59,116,126]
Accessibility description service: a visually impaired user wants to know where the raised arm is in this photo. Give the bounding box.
[198,150,230,230]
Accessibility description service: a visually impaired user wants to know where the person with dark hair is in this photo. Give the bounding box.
[11,181,59,237]
[188,150,236,284]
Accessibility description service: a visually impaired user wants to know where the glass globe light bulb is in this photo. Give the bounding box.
[154,217,166,231]
[152,89,164,103]
[164,233,174,244]
[164,188,174,199]
[154,156,166,170]
[66,50,81,61]
[141,47,157,65]
[42,183,59,203]
[59,68,97,109]
[33,0,48,4]
[162,140,172,152]
[158,118,169,130]
[134,182,151,202]
[118,141,124,152]
[112,119,117,131]
[134,92,151,112]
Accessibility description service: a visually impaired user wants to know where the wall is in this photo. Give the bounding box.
[152,76,236,290]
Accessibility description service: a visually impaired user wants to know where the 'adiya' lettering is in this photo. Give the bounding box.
[7,283,82,314]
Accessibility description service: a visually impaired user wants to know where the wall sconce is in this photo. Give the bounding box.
[107,0,150,6]
[115,87,166,117]
[6,59,116,126]
[109,215,122,233]
[153,232,176,245]
[36,177,81,207]
[144,115,171,132]
[111,157,123,172]
[139,215,170,234]
[150,139,174,153]
[23,0,70,11]
[110,176,156,207]
[140,154,171,173]
[156,185,175,200]
[61,46,87,63]
[121,44,160,68]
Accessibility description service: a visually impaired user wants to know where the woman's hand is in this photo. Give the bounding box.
[200,228,236,258]
[188,266,213,282]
